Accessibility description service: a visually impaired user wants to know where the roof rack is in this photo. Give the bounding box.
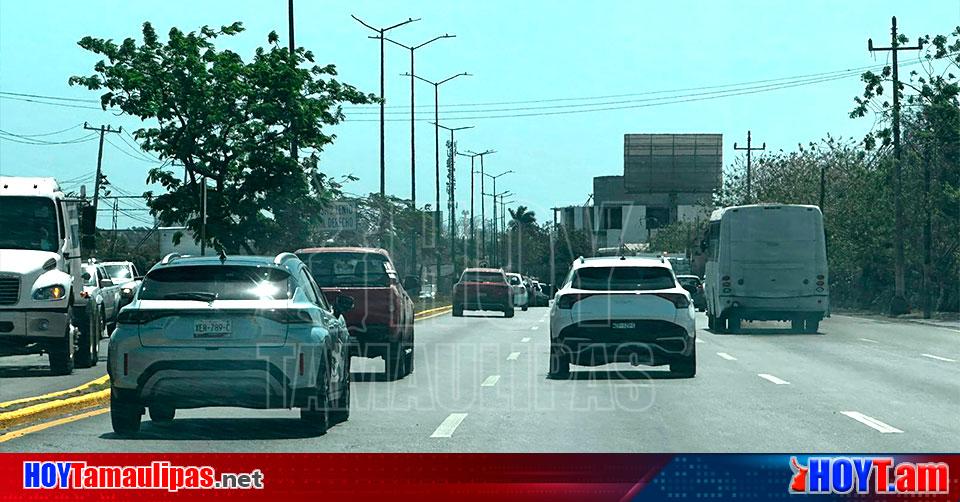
[160,252,182,265]
[274,252,298,265]
[578,256,585,264]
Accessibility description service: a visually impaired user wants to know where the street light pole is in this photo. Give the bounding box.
[434,122,474,278]
[479,170,513,264]
[351,14,419,196]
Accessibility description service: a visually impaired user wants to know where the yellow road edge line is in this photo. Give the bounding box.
[0,407,110,444]
[0,388,110,429]
[414,305,453,317]
[415,305,453,320]
[0,374,110,410]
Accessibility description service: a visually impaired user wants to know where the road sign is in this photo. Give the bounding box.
[318,200,358,231]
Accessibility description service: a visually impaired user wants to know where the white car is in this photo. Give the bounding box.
[505,272,529,311]
[548,256,696,378]
[107,252,354,436]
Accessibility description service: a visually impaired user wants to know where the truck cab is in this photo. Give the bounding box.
[0,176,101,374]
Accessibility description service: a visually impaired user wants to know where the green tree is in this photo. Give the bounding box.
[69,22,376,254]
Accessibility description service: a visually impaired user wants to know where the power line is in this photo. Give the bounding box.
[118,131,159,162]
[0,95,105,111]
[0,91,99,103]
[0,130,98,145]
[0,123,83,137]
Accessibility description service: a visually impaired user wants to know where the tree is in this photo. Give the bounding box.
[69,22,376,254]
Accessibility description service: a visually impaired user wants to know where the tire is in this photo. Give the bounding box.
[548,344,570,379]
[330,357,351,425]
[806,319,821,334]
[49,307,75,376]
[790,319,804,333]
[452,304,464,317]
[403,330,415,376]
[727,316,741,334]
[707,313,715,330]
[148,405,176,424]
[522,304,528,312]
[110,391,142,436]
[74,302,99,368]
[504,307,515,318]
[670,346,697,378]
[385,341,406,381]
[300,367,332,435]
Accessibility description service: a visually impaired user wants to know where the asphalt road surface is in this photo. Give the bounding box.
[2,308,958,452]
[0,339,109,403]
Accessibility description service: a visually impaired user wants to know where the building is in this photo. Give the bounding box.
[556,133,722,249]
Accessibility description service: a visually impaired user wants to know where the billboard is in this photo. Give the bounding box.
[623,134,722,194]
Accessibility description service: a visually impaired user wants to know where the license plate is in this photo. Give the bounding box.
[612,322,636,329]
[194,319,232,338]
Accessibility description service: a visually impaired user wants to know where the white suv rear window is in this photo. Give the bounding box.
[572,266,675,291]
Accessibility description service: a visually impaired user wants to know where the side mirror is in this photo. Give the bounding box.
[333,294,355,317]
[402,276,421,295]
[99,278,114,288]
[699,239,708,252]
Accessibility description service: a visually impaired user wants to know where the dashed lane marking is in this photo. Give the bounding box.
[521,337,531,343]
[430,413,468,438]
[481,375,500,387]
[921,353,956,363]
[840,411,903,434]
[758,373,790,385]
[506,352,521,361]
[716,352,737,361]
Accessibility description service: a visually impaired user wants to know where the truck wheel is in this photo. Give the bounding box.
[110,391,142,436]
[548,344,570,379]
[148,405,176,424]
[707,313,715,330]
[403,330,415,375]
[48,332,75,376]
[300,367,332,434]
[504,307,515,318]
[806,318,821,334]
[385,341,406,381]
[790,319,804,333]
[670,346,697,378]
[522,304,528,312]
[74,303,99,368]
[452,304,463,317]
[727,317,741,334]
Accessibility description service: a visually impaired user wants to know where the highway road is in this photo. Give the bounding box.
[1,308,958,452]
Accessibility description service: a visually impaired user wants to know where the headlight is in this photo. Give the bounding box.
[33,284,67,300]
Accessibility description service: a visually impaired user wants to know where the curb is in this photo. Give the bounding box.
[1,305,455,433]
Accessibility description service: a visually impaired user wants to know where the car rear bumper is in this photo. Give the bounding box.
[556,320,694,366]
[109,346,322,409]
[716,295,828,320]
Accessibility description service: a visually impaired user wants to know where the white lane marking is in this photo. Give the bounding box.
[430,413,469,438]
[521,337,531,343]
[506,351,521,361]
[841,411,903,434]
[539,319,546,323]
[716,352,737,361]
[758,373,790,385]
[481,375,501,387]
[530,326,539,330]
[859,338,879,344]
[921,353,957,363]
[695,338,705,344]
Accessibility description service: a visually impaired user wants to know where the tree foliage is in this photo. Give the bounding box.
[69,22,376,253]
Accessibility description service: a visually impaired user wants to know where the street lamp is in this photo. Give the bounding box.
[457,150,484,261]
[432,122,474,277]
[478,170,513,262]
[467,150,495,262]
[482,188,512,267]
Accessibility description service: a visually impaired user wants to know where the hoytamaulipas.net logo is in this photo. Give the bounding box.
[23,461,264,491]
[789,456,949,495]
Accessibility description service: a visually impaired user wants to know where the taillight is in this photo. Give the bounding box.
[260,309,316,324]
[80,291,90,299]
[299,353,305,376]
[651,293,690,309]
[556,294,594,309]
[117,309,171,325]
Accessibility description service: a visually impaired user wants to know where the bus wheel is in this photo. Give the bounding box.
[805,318,820,334]
[790,319,804,333]
[727,317,741,334]
[706,313,715,330]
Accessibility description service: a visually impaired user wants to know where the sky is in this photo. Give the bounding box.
[1,0,958,228]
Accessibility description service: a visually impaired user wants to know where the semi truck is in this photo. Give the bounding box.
[0,176,103,374]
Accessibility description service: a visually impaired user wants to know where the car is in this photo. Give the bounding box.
[530,280,550,307]
[548,256,696,378]
[100,261,141,308]
[81,262,121,339]
[506,272,530,311]
[107,252,354,436]
[452,268,514,318]
[297,247,416,380]
[676,275,706,312]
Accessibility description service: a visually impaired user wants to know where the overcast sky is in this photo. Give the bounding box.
[1,0,957,228]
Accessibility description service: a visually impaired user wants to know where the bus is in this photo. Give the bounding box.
[703,204,828,333]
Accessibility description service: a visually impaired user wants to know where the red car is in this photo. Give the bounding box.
[297,247,416,380]
[453,268,514,318]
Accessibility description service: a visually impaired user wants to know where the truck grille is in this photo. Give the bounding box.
[0,277,20,305]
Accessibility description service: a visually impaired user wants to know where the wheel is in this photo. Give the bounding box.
[790,319,804,333]
[707,313,715,330]
[49,305,75,376]
[110,391,142,436]
[148,405,176,424]
[522,304,528,312]
[300,367,332,434]
[548,344,570,379]
[330,357,351,424]
[670,345,697,378]
[74,302,99,368]
[806,318,821,334]
[504,307,515,318]
[452,304,463,317]
[385,340,406,381]
[727,317,741,334]
[403,329,415,375]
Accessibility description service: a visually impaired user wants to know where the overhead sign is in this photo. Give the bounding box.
[318,200,358,231]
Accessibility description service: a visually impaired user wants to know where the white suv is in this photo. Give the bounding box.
[506,272,529,311]
[107,253,354,436]
[548,256,696,378]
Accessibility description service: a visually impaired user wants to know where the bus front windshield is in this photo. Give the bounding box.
[0,197,59,252]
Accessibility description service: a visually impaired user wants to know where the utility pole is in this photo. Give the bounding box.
[383,34,454,277]
[434,122,473,275]
[288,0,297,164]
[352,15,420,196]
[83,122,121,248]
[457,151,482,261]
[200,178,208,256]
[499,196,515,269]
[868,16,923,315]
[406,72,470,280]
[734,130,765,204]
[470,150,495,261]
[480,170,512,262]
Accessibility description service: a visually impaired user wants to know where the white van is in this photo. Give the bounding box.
[703,204,828,333]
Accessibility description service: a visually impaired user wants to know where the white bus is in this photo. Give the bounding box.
[703,204,828,333]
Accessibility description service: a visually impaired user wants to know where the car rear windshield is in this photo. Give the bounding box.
[572,266,676,291]
[678,277,701,287]
[102,264,134,283]
[139,265,293,301]
[461,271,505,283]
[300,252,391,288]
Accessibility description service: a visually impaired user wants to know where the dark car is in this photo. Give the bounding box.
[453,268,514,318]
[677,274,706,312]
[297,247,416,380]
